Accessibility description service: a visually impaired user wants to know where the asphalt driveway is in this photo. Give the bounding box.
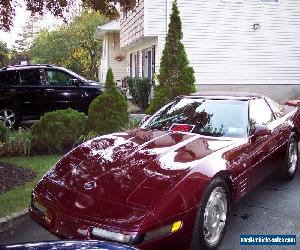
[0,161,299,249]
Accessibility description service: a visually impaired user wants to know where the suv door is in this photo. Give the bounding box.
[42,69,85,113]
[17,69,45,118]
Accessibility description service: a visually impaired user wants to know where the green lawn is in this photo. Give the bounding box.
[0,155,61,218]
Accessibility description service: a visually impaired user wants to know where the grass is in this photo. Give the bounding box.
[0,155,61,218]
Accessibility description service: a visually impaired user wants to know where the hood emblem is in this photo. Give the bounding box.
[84,181,97,190]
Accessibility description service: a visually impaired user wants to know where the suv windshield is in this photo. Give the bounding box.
[145,98,249,138]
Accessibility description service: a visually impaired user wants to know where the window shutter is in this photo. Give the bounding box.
[152,46,156,76]
[137,51,140,77]
[130,53,133,77]
[142,50,145,77]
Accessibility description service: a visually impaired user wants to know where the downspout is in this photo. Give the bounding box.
[166,0,169,33]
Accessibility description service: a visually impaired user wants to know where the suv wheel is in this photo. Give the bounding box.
[0,108,20,128]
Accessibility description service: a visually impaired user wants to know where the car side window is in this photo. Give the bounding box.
[0,71,18,85]
[45,70,72,86]
[249,99,274,133]
[19,70,41,85]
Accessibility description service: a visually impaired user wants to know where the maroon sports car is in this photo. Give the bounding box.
[30,92,300,250]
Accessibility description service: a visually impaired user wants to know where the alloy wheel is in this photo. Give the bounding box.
[288,137,298,175]
[0,109,16,128]
[203,186,228,247]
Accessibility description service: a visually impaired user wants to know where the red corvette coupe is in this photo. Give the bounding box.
[30,92,300,250]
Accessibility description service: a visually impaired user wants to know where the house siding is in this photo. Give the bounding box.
[120,0,145,48]
[107,33,127,81]
[178,0,300,85]
[142,0,300,86]
[99,33,127,82]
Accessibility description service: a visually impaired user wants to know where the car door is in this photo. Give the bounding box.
[16,69,45,118]
[247,98,279,189]
[42,69,85,113]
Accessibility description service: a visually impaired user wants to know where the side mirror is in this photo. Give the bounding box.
[253,125,271,138]
[285,100,300,107]
[69,79,81,87]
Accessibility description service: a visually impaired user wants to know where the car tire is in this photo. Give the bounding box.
[277,132,299,180]
[0,107,20,128]
[191,177,229,250]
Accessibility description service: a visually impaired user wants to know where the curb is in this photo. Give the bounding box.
[0,208,29,233]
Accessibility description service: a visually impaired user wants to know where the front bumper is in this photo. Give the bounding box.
[29,200,197,250]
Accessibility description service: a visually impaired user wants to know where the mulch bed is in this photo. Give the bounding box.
[0,163,37,194]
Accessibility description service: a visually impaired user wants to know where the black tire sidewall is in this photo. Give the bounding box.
[191,177,229,250]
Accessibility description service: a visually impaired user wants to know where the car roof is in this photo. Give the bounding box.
[183,91,263,100]
[0,64,56,71]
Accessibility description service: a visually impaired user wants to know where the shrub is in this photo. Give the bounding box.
[0,121,10,143]
[74,130,98,147]
[122,119,141,131]
[127,77,152,110]
[31,108,87,153]
[146,86,170,114]
[148,0,195,112]
[88,68,129,135]
[0,128,32,156]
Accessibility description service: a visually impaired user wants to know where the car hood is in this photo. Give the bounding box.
[40,129,237,227]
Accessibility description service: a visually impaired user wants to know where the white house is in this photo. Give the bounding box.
[95,0,300,101]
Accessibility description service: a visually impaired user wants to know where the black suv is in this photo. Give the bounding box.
[0,64,104,128]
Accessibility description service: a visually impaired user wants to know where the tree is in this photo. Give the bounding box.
[30,11,108,79]
[13,16,40,52]
[147,0,196,114]
[0,41,9,67]
[0,0,135,32]
[88,68,129,135]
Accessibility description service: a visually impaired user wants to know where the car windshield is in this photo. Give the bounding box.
[145,98,249,138]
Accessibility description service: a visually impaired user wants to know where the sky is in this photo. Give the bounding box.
[0,2,76,48]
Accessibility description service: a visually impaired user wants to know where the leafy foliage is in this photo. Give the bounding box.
[147,86,170,114]
[0,0,135,32]
[127,77,152,110]
[148,1,196,114]
[0,128,33,156]
[0,121,10,143]
[88,68,129,134]
[31,108,87,153]
[13,16,40,52]
[0,41,9,67]
[30,11,108,79]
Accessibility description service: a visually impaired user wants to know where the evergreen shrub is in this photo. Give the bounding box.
[88,68,129,134]
[32,108,87,153]
[127,77,152,110]
[148,0,196,114]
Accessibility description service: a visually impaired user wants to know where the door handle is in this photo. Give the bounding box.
[45,89,54,93]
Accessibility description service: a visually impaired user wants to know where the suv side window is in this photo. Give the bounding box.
[0,71,18,86]
[19,69,41,85]
[45,70,72,86]
[249,98,274,134]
